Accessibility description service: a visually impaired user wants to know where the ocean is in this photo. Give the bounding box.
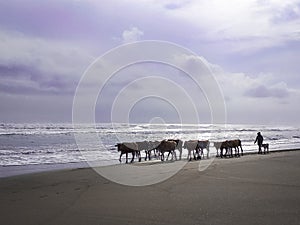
[0,123,300,177]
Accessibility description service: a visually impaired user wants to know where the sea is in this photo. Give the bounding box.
[0,123,300,177]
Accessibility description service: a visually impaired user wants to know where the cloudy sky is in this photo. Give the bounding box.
[1,0,300,125]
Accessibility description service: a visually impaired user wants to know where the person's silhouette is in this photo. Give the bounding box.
[254,132,263,154]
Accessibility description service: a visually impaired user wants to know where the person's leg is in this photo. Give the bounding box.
[258,144,262,154]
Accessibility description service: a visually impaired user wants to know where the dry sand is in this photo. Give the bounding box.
[0,150,299,225]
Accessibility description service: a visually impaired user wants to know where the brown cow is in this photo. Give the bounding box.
[157,140,177,161]
[220,141,230,158]
[168,139,183,160]
[220,139,243,158]
[115,142,140,163]
[228,139,243,157]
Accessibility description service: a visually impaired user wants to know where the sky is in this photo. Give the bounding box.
[0,0,300,125]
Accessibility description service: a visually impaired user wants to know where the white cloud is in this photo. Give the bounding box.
[122,0,300,52]
[122,27,144,43]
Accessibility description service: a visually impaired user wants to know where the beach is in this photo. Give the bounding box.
[0,150,299,225]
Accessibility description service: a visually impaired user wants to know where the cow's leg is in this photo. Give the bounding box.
[197,149,202,160]
[169,151,173,160]
[119,152,123,163]
[167,151,171,160]
[206,146,210,159]
[240,144,243,156]
[224,148,228,157]
[170,150,176,160]
[187,149,191,161]
[189,150,193,161]
[227,148,230,157]
[194,149,199,160]
[179,149,182,160]
[226,148,230,157]
[193,149,196,160]
[125,152,128,163]
[130,151,135,163]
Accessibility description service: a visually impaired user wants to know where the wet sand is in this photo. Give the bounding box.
[0,150,299,225]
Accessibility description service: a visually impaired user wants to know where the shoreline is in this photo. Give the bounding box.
[1,147,300,179]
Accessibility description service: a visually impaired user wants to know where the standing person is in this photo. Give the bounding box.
[254,132,263,154]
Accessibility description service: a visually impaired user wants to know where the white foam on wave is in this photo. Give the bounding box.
[0,123,299,168]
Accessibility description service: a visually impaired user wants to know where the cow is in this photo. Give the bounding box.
[228,139,243,157]
[168,139,183,160]
[213,141,223,157]
[136,141,150,160]
[148,140,161,159]
[115,142,140,163]
[197,140,210,159]
[183,140,201,161]
[156,140,177,161]
[136,141,160,161]
[220,141,231,158]
[220,139,243,158]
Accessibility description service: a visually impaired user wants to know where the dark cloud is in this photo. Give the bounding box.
[0,64,77,95]
[244,84,289,98]
[0,0,103,40]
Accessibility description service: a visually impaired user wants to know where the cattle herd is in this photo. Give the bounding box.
[115,139,243,163]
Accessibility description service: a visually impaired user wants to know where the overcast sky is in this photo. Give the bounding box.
[1,0,300,125]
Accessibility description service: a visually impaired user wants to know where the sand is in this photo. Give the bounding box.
[0,150,299,225]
